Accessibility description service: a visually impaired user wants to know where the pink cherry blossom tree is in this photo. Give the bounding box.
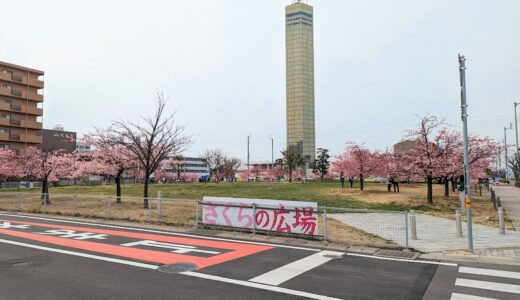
[334,142,378,190]
[86,130,136,203]
[19,147,75,203]
[0,149,23,180]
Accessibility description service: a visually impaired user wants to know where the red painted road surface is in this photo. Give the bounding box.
[0,219,272,269]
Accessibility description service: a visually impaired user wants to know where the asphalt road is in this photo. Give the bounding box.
[0,213,518,299]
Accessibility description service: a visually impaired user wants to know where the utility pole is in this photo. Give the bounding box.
[459,54,473,253]
[505,126,508,182]
[515,102,519,169]
[247,134,250,173]
[271,136,274,169]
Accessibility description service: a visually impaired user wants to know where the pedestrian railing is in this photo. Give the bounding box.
[0,192,421,248]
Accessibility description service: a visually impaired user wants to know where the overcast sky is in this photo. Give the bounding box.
[2,0,519,163]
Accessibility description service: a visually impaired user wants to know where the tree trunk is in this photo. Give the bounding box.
[451,177,456,192]
[444,177,449,197]
[115,175,122,204]
[41,178,50,204]
[360,174,364,191]
[288,167,293,183]
[143,172,150,208]
[427,175,433,204]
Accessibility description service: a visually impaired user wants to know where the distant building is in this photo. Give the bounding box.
[41,128,77,153]
[0,60,44,151]
[163,156,210,179]
[393,140,418,156]
[75,141,92,154]
[250,163,273,172]
[286,1,316,163]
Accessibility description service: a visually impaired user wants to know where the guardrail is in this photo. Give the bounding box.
[0,192,409,248]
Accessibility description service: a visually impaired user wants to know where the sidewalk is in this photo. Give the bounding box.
[492,184,520,231]
[330,212,520,253]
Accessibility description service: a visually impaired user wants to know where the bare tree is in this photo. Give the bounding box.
[168,155,186,181]
[222,157,241,181]
[113,92,190,208]
[202,149,226,182]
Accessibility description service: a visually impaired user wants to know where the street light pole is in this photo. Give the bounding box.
[515,102,519,155]
[459,54,473,253]
[271,136,274,170]
[505,127,508,182]
[247,134,250,173]
[515,102,519,181]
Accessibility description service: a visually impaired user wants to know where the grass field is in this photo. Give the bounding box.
[0,181,506,226]
[0,181,510,247]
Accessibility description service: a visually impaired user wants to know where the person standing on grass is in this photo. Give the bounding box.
[393,174,400,192]
[349,177,354,188]
[386,174,392,192]
[340,172,345,188]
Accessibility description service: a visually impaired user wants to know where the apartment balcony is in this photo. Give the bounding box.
[9,133,21,141]
[0,132,41,144]
[0,102,43,116]
[0,118,42,129]
[0,72,44,88]
[0,86,43,102]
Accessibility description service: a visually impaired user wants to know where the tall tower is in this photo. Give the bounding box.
[285,0,315,164]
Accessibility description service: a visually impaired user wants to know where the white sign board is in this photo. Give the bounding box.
[202,196,319,236]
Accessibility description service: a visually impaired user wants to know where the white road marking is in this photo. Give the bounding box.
[459,266,520,280]
[0,213,320,252]
[0,237,341,300]
[0,238,158,269]
[346,252,458,266]
[182,271,342,300]
[450,292,499,300]
[37,229,108,240]
[0,213,457,267]
[0,221,30,229]
[121,240,220,255]
[455,278,520,294]
[249,250,344,286]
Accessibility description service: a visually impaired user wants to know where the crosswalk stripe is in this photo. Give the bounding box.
[456,278,520,295]
[450,292,499,300]
[249,250,343,286]
[459,267,520,280]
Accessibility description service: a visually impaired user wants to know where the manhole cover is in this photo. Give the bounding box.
[324,254,343,259]
[157,263,198,273]
[11,261,30,267]
[374,249,418,259]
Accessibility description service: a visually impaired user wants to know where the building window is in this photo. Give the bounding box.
[0,98,10,104]
[0,127,8,134]
[0,144,9,149]
[2,84,12,90]
[0,113,10,119]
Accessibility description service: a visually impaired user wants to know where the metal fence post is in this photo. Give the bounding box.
[16,193,21,211]
[410,210,417,240]
[252,203,257,234]
[498,207,505,235]
[404,211,409,249]
[43,193,47,212]
[157,191,162,220]
[455,210,463,237]
[147,198,151,223]
[195,200,199,228]
[107,196,111,219]
[323,206,328,242]
[73,194,77,215]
